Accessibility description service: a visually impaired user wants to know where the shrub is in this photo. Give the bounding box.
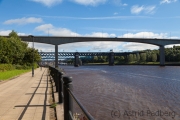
[0,63,38,72]
[0,64,15,72]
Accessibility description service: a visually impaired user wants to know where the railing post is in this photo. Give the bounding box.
[58,71,64,103]
[63,76,73,120]
[55,69,58,92]
[53,69,56,89]
[51,68,54,81]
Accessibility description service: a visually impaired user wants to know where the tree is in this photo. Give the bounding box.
[136,53,140,62]
[133,54,137,61]
[93,56,98,62]
[8,35,28,64]
[22,48,41,66]
[151,53,157,62]
[102,56,107,62]
[140,53,146,62]
[120,56,125,61]
[0,30,41,66]
[146,51,152,62]
[9,30,19,39]
[0,37,8,63]
[176,53,180,61]
[127,54,133,62]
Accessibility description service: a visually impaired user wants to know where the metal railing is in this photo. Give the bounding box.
[49,66,94,120]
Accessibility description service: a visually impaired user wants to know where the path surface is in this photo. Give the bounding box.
[0,68,62,120]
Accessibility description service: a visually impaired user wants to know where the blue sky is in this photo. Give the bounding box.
[0,0,180,52]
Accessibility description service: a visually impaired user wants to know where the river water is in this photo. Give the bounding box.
[60,65,180,120]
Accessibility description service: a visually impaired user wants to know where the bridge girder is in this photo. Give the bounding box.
[17,36,180,46]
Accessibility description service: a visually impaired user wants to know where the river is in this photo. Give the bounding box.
[60,65,180,120]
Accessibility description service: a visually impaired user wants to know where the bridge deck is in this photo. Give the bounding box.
[0,68,63,120]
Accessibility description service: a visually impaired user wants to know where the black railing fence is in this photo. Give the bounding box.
[49,66,95,120]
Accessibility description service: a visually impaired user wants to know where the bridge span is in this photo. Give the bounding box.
[39,51,143,66]
[19,36,180,67]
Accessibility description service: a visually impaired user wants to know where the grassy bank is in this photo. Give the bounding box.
[0,69,31,81]
[86,62,108,65]
[85,62,160,65]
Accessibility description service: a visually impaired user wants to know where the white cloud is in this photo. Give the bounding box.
[58,41,124,52]
[0,30,27,36]
[165,44,180,48]
[0,30,12,35]
[91,42,123,50]
[131,5,156,14]
[71,0,107,6]
[35,24,116,37]
[122,42,180,51]
[120,32,168,38]
[112,0,128,6]
[122,43,158,51]
[35,24,53,30]
[144,6,156,14]
[18,32,27,36]
[85,32,116,37]
[4,17,43,25]
[35,24,80,36]
[28,42,55,52]
[122,3,128,6]
[131,5,144,14]
[30,0,63,7]
[160,0,177,4]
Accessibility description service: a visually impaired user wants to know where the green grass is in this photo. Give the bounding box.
[115,61,160,65]
[0,69,31,81]
[165,62,180,64]
[133,62,159,64]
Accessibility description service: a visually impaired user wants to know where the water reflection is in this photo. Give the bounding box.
[61,65,180,120]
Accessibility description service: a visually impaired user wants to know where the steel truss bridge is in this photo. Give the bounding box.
[39,51,143,60]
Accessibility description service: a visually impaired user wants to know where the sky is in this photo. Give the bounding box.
[0,0,180,52]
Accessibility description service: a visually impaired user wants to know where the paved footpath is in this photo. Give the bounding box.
[0,68,62,120]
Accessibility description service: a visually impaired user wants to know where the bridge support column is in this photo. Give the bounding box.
[109,52,114,66]
[55,45,58,68]
[74,52,79,67]
[160,45,165,66]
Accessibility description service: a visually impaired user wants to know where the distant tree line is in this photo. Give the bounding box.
[0,31,41,68]
[68,46,180,64]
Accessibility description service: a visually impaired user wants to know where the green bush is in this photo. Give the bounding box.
[14,64,23,70]
[0,64,15,71]
[14,64,32,70]
[0,63,38,72]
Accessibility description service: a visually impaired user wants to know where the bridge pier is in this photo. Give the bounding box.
[160,46,165,66]
[55,45,58,68]
[109,52,114,66]
[74,52,79,67]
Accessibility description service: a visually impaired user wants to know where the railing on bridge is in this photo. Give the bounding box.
[49,66,94,120]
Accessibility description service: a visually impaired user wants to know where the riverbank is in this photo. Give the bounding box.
[78,62,180,66]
